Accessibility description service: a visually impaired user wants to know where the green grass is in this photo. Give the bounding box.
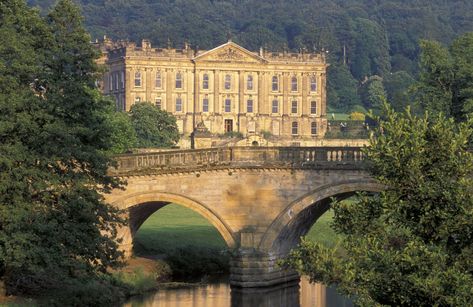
[134,204,227,254]
[135,203,339,254]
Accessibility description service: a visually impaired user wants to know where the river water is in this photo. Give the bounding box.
[124,277,353,307]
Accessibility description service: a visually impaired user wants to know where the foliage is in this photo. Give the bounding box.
[27,0,473,111]
[348,112,365,121]
[327,64,361,111]
[260,130,273,139]
[129,102,179,148]
[383,71,416,112]
[359,75,387,110]
[0,0,125,301]
[416,33,473,121]
[104,106,137,154]
[282,104,473,306]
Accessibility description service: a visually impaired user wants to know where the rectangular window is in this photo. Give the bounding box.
[109,75,113,91]
[291,100,298,114]
[115,73,119,90]
[155,72,162,88]
[272,76,278,91]
[224,98,231,113]
[292,122,298,135]
[310,101,317,114]
[134,72,141,87]
[155,97,162,110]
[224,119,233,133]
[121,71,125,89]
[175,73,182,89]
[311,122,317,135]
[247,99,253,113]
[176,97,182,112]
[203,98,209,112]
[272,99,279,113]
[202,74,209,90]
[310,77,317,92]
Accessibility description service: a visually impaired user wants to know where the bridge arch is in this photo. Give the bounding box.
[111,191,237,252]
[259,180,385,255]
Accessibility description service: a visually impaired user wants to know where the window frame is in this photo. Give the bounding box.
[310,100,317,115]
[202,73,209,90]
[134,71,142,87]
[155,97,162,110]
[310,76,317,92]
[155,71,162,88]
[224,98,231,113]
[291,76,298,92]
[224,74,231,90]
[291,100,298,114]
[175,97,182,112]
[247,75,254,91]
[291,122,298,135]
[202,97,209,112]
[175,72,183,89]
[272,76,278,92]
[311,122,317,135]
[272,99,279,114]
[247,99,254,113]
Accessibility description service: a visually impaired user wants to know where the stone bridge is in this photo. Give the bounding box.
[105,147,383,288]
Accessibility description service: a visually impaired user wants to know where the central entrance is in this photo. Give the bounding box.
[224,119,233,133]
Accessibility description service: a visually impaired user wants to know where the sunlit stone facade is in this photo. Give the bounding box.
[98,38,328,148]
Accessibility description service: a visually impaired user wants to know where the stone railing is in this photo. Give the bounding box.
[110,146,366,175]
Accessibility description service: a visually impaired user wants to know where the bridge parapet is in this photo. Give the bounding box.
[110,146,366,175]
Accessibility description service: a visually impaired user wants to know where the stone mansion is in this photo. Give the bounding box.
[98,38,328,148]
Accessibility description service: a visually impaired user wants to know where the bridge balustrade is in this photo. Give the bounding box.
[110,146,366,175]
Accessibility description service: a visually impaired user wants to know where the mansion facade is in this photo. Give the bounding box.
[98,38,328,148]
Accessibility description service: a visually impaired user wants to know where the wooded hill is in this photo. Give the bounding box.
[28,0,473,112]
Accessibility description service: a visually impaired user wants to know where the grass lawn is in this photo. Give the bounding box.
[134,204,340,254]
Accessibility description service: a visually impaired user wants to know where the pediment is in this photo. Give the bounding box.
[194,42,266,64]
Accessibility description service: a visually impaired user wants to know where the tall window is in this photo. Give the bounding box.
[272,76,278,91]
[202,74,209,89]
[224,98,231,112]
[114,73,119,90]
[121,71,125,89]
[291,100,298,114]
[109,75,113,91]
[272,99,279,113]
[311,122,317,135]
[155,97,162,110]
[247,75,253,90]
[134,71,141,87]
[203,97,209,112]
[292,122,298,135]
[291,76,298,91]
[155,71,162,88]
[310,101,317,114]
[175,72,183,89]
[175,97,182,112]
[247,99,253,113]
[224,74,231,90]
[310,76,317,92]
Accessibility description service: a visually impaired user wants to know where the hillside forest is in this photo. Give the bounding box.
[28,0,473,113]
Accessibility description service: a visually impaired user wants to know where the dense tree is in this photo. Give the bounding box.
[282,104,473,305]
[359,75,387,110]
[416,33,473,121]
[130,102,180,148]
[27,0,473,112]
[327,64,361,111]
[383,71,416,112]
[104,106,137,154]
[0,0,125,301]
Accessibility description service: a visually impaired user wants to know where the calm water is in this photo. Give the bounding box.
[124,277,353,307]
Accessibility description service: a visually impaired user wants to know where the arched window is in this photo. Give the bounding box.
[291,76,298,91]
[247,75,253,90]
[292,122,298,135]
[310,76,317,92]
[155,71,162,88]
[310,101,317,114]
[175,72,183,89]
[134,71,141,87]
[272,76,278,91]
[272,99,279,113]
[224,74,231,90]
[311,122,317,135]
[202,74,209,90]
[175,97,182,112]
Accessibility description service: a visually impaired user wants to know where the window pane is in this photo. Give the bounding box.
[311,101,317,114]
[272,99,278,113]
[134,72,141,87]
[291,100,298,114]
[292,122,298,135]
[247,75,253,90]
[156,72,162,88]
[203,74,209,89]
[176,73,182,89]
[310,77,317,92]
[203,98,209,112]
[272,76,278,91]
[247,99,253,113]
[225,75,231,90]
[311,122,317,135]
[225,98,231,112]
[176,97,182,112]
[155,98,162,110]
[291,76,298,91]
